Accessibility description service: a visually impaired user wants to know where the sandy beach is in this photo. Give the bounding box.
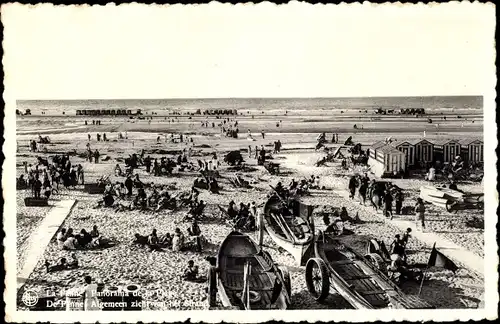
[15,103,484,311]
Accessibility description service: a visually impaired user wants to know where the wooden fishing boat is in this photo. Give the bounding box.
[207,231,291,310]
[305,230,433,309]
[263,195,315,266]
[420,185,484,212]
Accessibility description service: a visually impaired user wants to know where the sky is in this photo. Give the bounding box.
[2,2,496,100]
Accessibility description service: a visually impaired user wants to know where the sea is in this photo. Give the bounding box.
[16,96,482,116]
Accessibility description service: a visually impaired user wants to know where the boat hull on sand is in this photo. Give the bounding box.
[207,231,291,310]
[305,231,433,309]
[263,195,315,266]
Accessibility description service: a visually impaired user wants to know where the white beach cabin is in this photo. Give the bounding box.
[368,143,406,177]
[433,139,461,164]
[459,138,484,164]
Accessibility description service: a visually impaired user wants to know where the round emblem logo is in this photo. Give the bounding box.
[22,289,39,307]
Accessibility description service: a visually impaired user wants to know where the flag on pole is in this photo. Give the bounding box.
[427,243,459,273]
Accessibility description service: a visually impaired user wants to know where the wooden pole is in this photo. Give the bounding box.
[258,209,264,248]
[417,266,429,297]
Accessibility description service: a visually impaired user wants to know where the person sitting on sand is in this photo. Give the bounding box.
[172,228,185,252]
[160,233,173,248]
[208,178,220,194]
[17,175,27,189]
[77,229,93,248]
[133,233,149,246]
[63,234,80,250]
[114,164,123,177]
[339,207,351,222]
[182,260,200,282]
[90,225,99,238]
[227,201,238,220]
[148,229,162,251]
[44,256,78,273]
[57,228,67,248]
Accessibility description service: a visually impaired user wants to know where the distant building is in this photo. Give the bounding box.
[408,138,434,166]
[459,138,484,164]
[433,139,461,163]
[368,143,406,177]
[76,109,141,116]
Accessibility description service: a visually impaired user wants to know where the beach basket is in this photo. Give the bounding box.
[24,197,49,207]
[84,183,106,194]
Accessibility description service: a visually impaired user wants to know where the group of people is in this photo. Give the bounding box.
[19,154,85,199]
[96,174,179,212]
[87,133,108,142]
[84,120,102,125]
[348,174,426,230]
[44,252,79,273]
[86,144,101,164]
[273,140,282,154]
[134,222,204,253]
[56,225,110,251]
[225,200,257,231]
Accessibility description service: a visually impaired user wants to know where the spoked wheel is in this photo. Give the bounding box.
[365,253,388,275]
[445,200,457,213]
[305,258,330,302]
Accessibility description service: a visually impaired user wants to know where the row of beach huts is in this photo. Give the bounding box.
[367,137,484,177]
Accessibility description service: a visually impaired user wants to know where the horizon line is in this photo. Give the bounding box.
[16,95,483,101]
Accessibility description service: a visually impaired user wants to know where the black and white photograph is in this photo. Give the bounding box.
[2,2,497,323]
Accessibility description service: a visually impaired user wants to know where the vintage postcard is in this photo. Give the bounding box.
[2,2,497,323]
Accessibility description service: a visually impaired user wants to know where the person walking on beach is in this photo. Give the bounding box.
[83,276,100,311]
[394,190,404,215]
[414,198,426,231]
[261,130,265,139]
[248,145,252,158]
[348,175,358,199]
[88,134,91,141]
[384,189,393,220]
[93,149,100,164]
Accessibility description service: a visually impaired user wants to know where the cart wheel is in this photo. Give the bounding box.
[207,266,217,308]
[445,201,455,213]
[278,266,292,297]
[365,253,387,274]
[305,258,330,302]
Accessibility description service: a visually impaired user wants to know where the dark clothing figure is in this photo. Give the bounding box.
[33,178,42,198]
[395,191,404,215]
[125,177,133,196]
[94,150,100,164]
[384,191,393,219]
[358,181,368,205]
[145,156,151,173]
[348,176,358,199]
